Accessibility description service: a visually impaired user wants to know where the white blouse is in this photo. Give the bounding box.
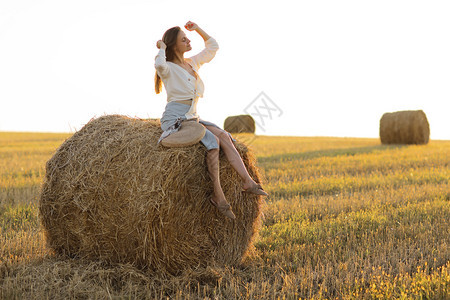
[154,37,219,119]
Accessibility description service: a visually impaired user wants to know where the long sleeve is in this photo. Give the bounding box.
[188,37,219,70]
[154,48,170,78]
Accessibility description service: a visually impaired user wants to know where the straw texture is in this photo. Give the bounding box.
[379,110,430,144]
[224,115,255,133]
[39,115,264,275]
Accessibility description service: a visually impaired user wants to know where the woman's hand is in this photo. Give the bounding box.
[185,21,210,41]
[156,40,166,50]
[184,21,199,31]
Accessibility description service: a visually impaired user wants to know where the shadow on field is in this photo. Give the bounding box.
[259,144,408,164]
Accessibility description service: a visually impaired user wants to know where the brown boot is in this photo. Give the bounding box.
[206,148,236,220]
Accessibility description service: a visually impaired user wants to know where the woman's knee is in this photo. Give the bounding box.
[203,132,220,151]
[213,135,221,147]
[217,130,233,146]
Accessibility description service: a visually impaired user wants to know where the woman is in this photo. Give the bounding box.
[154,21,268,220]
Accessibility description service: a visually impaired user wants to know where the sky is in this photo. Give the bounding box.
[1,0,449,139]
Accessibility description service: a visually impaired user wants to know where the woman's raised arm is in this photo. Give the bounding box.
[185,22,219,69]
[154,40,170,78]
[185,21,210,41]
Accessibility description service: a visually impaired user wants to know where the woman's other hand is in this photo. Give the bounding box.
[184,21,198,31]
[156,40,166,50]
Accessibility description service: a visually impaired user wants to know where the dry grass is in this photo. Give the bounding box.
[0,130,449,299]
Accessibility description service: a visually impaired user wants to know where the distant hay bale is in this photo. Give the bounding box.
[379,110,430,145]
[39,115,264,275]
[224,115,255,133]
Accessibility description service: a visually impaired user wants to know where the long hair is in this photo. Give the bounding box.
[155,26,181,94]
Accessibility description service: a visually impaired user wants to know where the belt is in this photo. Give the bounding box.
[175,98,193,103]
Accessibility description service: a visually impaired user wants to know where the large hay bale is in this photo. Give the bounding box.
[224,115,255,133]
[379,110,430,144]
[39,115,264,275]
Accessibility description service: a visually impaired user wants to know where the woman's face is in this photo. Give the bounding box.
[174,31,191,54]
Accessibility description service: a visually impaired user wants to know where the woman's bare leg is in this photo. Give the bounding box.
[205,136,235,219]
[204,126,257,190]
[206,148,226,204]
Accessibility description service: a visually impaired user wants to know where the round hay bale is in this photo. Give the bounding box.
[39,115,264,275]
[379,110,430,144]
[224,115,255,133]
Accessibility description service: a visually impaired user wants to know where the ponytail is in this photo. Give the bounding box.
[155,72,162,94]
